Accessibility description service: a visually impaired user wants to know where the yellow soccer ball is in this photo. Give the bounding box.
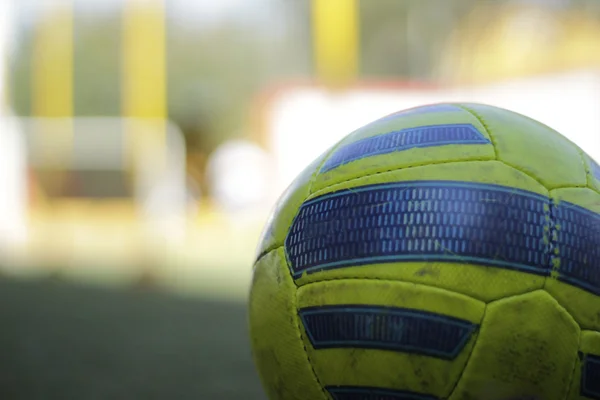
[249,103,600,400]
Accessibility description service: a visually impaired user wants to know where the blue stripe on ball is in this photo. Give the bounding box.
[326,385,439,400]
[320,124,490,173]
[299,305,476,360]
[285,180,600,296]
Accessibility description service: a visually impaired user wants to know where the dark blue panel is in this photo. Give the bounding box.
[320,124,490,173]
[285,181,551,279]
[299,305,476,359]
[591,159,600,181]
[327,386,439,400]
[555,203,600,294]
[581,354,600,399]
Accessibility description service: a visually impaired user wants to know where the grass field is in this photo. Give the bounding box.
[0,276,267,399]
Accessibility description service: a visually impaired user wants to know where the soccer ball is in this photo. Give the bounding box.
[249,103,600,400]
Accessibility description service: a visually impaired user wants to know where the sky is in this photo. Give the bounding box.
[16,0,259,26]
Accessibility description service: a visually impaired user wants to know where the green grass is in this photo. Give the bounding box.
[0,276,266,399]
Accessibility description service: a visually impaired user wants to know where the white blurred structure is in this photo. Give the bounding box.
[0,118,28,255]
[0,1,28,257]
[266,84,439,194]
[450,70,600,162]
[206,139,272,213]
[132,120,189,245]
[262,72,600,198]
[0,0,14,102]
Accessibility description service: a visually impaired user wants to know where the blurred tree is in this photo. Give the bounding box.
[359,0,411,78]
[10,28,32,117]
[166,0,313,153]
[166,23,268,153]
[358,0,484,79]
[439,1,600,83]
[73,13,121,116]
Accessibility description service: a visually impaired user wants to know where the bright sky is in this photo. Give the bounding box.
[16,0,258,26]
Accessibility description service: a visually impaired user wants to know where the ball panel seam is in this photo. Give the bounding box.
[255,245,284,267]
[447,305,488,399]
[454,104,499,160]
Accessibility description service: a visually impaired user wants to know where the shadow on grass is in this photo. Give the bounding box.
[0,277,266,400]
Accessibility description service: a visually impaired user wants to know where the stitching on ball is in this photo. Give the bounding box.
[310,158,500,198]
[454,104,499,160]
[255,245,284,266]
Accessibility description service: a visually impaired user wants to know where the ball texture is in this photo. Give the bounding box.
[249,103,600,400]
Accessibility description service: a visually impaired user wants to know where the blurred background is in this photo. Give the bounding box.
[1,0,600,398]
